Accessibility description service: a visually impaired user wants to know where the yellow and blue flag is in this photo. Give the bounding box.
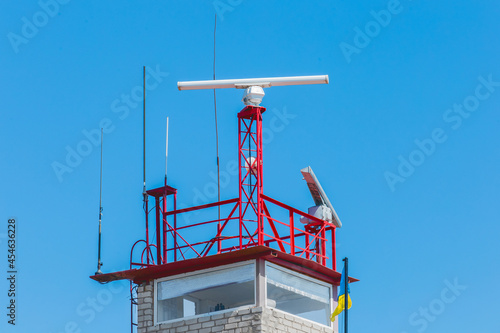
[330,266,352,322]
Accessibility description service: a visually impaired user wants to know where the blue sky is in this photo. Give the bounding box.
[1,1,499,332]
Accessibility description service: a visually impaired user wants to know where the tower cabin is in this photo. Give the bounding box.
[91,76,357,333]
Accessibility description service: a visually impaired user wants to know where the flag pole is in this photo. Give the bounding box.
[343,257,348,333]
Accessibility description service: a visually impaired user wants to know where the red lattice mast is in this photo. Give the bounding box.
[238,105,265,248]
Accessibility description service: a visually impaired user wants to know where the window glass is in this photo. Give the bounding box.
[156,263,255,322]
[266,264,331,326]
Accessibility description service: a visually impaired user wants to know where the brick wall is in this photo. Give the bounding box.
[137,282,335,333]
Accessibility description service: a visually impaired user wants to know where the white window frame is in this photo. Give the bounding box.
[154,260,257,325]
[264,262,333,328]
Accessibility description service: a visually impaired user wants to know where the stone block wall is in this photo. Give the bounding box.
[261,308,334,333]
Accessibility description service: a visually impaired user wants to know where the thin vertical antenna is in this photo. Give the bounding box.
[213,13,221,221]
[143,66,147,199]
[143,66,149,260]
[95,128,104,275]
[165,117,169,186]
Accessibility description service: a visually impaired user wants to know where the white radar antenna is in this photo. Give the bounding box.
[177,75,329,106]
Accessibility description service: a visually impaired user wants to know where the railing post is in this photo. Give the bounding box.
[174,193,177,262]
[305,228,310,260]
[155,197,161,265]
[162,191,167,264]
[321,225,326,266]
[315,231,320,264]
[289,210,294,255]
[331,227,336,270]
[217,223,221,254]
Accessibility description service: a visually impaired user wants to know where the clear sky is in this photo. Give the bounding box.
[1,1,499,332]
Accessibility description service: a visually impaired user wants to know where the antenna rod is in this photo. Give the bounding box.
[165,117,169,186]
[143,66,147,199]
[95,128,103,275]
[143,66,150,262]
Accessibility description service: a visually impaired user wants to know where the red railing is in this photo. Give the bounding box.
[131,194,336,270]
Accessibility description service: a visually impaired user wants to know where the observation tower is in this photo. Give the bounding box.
[91,75,357,333]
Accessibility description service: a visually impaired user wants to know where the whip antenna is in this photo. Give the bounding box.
[95,128,104,275]
[165,117,169,186]
[143,66,148,202]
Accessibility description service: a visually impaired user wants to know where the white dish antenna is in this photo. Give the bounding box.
[300,166,342,228]
[177,75,329,106]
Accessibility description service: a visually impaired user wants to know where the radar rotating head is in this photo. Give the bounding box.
[242,86,265,106]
